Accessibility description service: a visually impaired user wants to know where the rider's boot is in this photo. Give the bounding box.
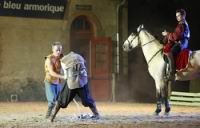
[167,52,175,81]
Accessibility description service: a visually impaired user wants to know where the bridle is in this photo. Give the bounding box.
[125,33,138,50]
[126,29,162,66]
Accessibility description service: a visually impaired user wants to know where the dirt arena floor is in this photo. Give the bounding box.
[0,102,200,128]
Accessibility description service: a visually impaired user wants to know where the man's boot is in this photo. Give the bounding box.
[167,52,175,81]
[89,105,100,120]
[50,102,60,122]
[45,106,53,119]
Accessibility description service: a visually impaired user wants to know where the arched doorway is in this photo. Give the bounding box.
[70,15,112,101]
[70,15,93,69]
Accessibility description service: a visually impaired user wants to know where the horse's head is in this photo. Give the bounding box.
[123,24,157,52]
[123,32,139,52]
[123,24,145,52]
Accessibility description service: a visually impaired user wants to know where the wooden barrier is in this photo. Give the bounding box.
[170,91,200,106]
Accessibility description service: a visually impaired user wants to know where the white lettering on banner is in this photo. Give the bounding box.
[2,1,65,14]
[24,4,64,14]
[3,1,22,10]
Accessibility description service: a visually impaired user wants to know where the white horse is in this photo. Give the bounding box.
[123,25,200,115]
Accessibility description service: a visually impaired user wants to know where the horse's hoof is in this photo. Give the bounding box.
[165,107,171,113]
[154,109,161,116]
[164,112,170,116]
[155,109,161,113]
[153,112,159,116]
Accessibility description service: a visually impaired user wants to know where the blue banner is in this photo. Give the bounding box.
[0,0,68,19]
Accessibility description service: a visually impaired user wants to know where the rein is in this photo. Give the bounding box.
[125,28,162,66]
[142,39,156,47]
[126,33,138,49]
[147,48,162,65]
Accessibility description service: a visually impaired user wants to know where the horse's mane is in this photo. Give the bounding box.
[143,30,155,39]
[141,29,163,46]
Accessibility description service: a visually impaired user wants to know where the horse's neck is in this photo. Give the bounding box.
[139,31,163,63]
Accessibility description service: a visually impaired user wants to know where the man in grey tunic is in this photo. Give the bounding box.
[50,51,100,122]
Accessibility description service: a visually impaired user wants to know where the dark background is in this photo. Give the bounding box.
[128,0,200,50]
[121,0,200,102]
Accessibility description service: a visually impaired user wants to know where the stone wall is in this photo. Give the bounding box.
[0,17,68,101]
[0,0,123,101]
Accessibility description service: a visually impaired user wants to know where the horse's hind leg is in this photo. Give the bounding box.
[164,97,170,115]
[163,81,171,115]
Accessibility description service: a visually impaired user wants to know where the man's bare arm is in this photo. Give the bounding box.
[45,58,65,79]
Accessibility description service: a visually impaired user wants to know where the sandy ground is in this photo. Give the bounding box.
[0,102,200,128]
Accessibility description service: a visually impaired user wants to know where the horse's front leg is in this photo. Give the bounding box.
[155,93,162,115]
[154,78,165,115]
[155,91,162,115]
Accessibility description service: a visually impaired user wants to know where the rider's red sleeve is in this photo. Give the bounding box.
[166,24,184,42]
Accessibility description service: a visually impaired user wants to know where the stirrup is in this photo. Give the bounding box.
[167,72,175,81]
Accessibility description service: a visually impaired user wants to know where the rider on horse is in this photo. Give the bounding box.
[162,9,190,81]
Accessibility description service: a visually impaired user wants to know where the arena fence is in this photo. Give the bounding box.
[170,91,200,106]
